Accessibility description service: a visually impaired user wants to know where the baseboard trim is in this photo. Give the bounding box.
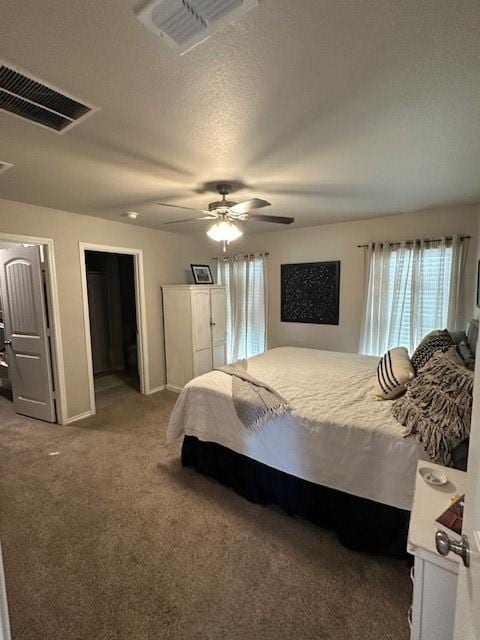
[146,385,166,395]
[166,385,183,393]
[65,410,93,424]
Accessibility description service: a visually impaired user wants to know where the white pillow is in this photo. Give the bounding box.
[373,347,415,400]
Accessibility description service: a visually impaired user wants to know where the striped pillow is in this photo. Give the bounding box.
[373,347,415,400]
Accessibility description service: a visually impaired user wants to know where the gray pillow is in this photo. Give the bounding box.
[466,320,479,356]
[448,330,467,345]
[458,340,475,370]
[392,348,473,466]
[410,329,454,372]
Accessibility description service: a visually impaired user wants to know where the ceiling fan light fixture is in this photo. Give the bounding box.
[206,219,243,243]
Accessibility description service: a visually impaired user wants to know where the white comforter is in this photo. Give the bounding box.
[167,347,425,510]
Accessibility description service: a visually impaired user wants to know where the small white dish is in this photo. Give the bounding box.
[419,466,448,486]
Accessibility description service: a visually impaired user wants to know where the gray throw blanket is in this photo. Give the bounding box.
[217,359,291,431]
[392,348,473,466]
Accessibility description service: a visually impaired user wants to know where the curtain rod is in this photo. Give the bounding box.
[212,252,270,260]
[357,235,471,249]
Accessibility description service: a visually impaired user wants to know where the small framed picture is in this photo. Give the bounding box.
[191,264,213,285]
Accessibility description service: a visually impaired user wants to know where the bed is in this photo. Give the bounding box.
[167,347,427,555]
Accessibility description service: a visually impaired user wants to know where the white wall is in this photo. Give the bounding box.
[0,199,210,420]
[213,204,479,353]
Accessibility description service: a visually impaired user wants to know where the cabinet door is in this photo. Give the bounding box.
[412,556,457,640]
[191,290,211,350]
[211,287,227,367]
[191,289,212,376]
[212,343,226,369]
[193,349,213,378]
[210,288,226,346]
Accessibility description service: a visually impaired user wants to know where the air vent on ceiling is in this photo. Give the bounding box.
[135,0,259,54]
[0,161,13,175]
[0,64,96,133]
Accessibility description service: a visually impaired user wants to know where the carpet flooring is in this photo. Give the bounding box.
[0,386,412,640]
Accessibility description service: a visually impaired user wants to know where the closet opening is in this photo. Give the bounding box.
[85,250,139,396]
[80,243,149,416]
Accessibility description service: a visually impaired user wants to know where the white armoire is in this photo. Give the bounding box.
[162,285,227,391]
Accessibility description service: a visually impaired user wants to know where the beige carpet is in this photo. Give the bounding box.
[0,387,412,640]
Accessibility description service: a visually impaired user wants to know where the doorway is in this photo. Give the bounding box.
[79,243,149,416]
[86,250,139,394]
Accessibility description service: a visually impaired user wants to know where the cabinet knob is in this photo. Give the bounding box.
[210,322,216,327]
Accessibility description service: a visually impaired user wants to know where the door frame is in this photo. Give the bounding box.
[79,242,149,416]
[0,542,10,640]
[0,232,67,424]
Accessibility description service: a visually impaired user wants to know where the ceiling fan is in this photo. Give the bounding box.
[157,183,294,251]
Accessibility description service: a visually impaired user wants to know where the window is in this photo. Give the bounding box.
[217,253,268,363]
[387,243,453,350]
[360,236,467,356]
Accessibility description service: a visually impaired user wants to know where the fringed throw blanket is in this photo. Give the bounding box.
[217,359,291,431]
[392,348,473,466]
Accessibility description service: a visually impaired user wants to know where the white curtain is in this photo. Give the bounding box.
[217,253,268,363]
[360,235,469,356]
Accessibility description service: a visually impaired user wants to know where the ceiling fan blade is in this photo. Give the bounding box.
[229,198,271,215]
[156,202,208,213]
[247,214,295,224]
[162,216,216,225]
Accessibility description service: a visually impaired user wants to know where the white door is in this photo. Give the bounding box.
[453,352,480,639]
[0,246,56,422]
[191,289,212,377]
[211,287,227,368]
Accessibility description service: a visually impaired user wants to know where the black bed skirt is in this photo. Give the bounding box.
[182,435,410,557]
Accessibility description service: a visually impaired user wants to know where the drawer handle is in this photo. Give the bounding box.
[410,566,414,583]
[408,606,413,629]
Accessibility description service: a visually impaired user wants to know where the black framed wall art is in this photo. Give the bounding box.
[281,261,340,325]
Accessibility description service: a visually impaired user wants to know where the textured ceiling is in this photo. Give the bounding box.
[0,0,479,234]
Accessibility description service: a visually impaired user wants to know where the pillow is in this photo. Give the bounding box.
[466,320,479,356]
[448,330,467,345]
[392,348,473,466]
[410,329,454,372]
[458,340,475,370]
[373,347,415,400]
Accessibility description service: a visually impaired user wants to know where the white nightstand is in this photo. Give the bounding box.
[407,461,467,640]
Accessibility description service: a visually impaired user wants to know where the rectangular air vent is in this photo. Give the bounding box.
[0,161,13,175]
[136,0,258,54]
[0,64,96,133]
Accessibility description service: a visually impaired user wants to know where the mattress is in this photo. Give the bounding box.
[167,347,426,510]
